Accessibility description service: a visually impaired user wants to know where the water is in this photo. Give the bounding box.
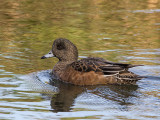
[0,0,160,119]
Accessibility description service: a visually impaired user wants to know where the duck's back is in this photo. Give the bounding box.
[58,57,143,85]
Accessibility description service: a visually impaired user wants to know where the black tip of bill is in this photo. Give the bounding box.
[41,56,46,59]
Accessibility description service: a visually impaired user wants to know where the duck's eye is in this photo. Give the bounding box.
[49,53,51,54]
[57,42,65,50]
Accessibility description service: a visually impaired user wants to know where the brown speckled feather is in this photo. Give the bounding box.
[71,57,133,74]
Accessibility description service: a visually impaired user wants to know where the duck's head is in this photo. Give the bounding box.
[41,38,78,62]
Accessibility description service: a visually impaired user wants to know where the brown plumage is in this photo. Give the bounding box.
[41,38,143,85]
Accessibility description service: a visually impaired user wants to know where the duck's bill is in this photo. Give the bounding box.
[41,50,55,59]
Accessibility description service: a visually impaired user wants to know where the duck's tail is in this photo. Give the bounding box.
[115,71,145,85]
[127,64,144,68]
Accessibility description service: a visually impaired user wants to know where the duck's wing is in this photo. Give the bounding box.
[64,57,144,85]
[70,57,138,75]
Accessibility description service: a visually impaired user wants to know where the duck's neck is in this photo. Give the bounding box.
[52,60,75,78]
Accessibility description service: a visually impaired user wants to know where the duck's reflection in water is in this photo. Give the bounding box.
[48,79,139,112]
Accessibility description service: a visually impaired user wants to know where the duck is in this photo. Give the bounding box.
[41,38,143,85]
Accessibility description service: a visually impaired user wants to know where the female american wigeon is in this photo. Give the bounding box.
[41,38,143,85]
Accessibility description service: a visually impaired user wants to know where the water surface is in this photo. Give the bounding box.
[0,0,160,119]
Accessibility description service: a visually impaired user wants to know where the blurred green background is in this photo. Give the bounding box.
[0,0,160,74]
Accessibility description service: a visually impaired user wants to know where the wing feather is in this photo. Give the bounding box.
[70,57,131,75]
